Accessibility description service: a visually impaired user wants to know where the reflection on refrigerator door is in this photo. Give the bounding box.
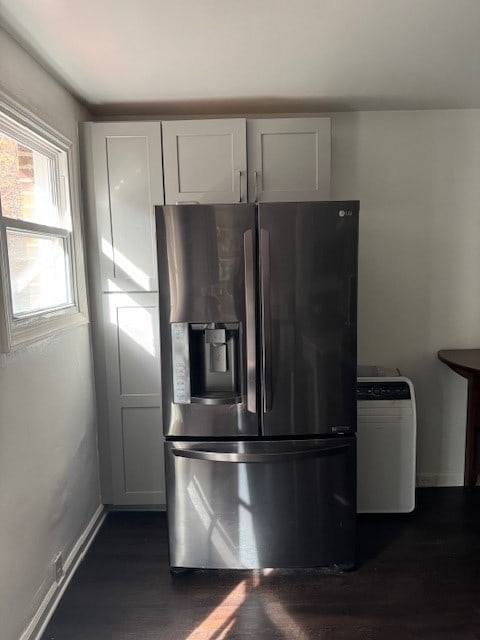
[156,204,259,439]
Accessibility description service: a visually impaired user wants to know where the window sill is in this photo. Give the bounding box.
[6,310,89,351]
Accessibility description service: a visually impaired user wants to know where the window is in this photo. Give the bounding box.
[0,94,88,351]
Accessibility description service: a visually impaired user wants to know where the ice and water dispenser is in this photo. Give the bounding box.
[171,322,241,405]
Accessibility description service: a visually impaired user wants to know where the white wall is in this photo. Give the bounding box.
[0,27,101,640]
[331,110,480,485]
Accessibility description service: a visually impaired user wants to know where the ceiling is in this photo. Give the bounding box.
[1,0,480,116]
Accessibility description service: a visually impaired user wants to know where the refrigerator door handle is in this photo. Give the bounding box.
[235,170,242,202]
[171,444,350,463]
[347,274,357,326]
[260,229,272,413]
[244,230,257,413]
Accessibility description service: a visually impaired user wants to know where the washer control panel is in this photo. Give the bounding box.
[357,381,411,401]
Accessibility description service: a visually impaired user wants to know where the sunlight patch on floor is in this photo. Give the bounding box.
[184,570,301,640]
[263,598,315,640]
[185,580,247,640]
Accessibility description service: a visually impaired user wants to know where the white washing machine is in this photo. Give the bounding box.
[357,366,417,513]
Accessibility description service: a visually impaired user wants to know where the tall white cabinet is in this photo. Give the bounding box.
[82,116,331,507]
[82,122,165,506]
[102,292,164,504]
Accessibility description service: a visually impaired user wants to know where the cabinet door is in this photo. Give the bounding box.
[162,119,247,204]
[247,118,331,202]
[103,292,164,506]
[84,122,163,292]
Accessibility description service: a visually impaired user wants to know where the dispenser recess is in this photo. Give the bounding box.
[171,322,241,406]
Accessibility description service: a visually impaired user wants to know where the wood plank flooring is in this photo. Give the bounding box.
[43,488,480,640]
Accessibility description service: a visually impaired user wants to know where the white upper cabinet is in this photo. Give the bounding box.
[247,117,331,202]
[162,119,247,204]
[83,122,164,292]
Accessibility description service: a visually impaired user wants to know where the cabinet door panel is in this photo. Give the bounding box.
[103,292,164,505]
[247,118,331,202]
[122,408,164,494]
[85,122,163,292]
[162,119,247,204]
[116,305,161,396]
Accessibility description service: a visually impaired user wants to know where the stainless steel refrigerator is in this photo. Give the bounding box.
[155,201,359,571]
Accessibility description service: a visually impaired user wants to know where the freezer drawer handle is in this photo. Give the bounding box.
[244,230,256,412]
[171,444,349,463]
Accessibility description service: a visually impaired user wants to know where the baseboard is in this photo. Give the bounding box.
[19,504,106,640]
[416,473,464,487]
[105,504,166,511]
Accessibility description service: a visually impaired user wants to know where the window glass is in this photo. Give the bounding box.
[6,229,73,316]
[0,132,61,227]
[0,102,86,351]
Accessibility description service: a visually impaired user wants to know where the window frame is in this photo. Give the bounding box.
[0,90,88,352]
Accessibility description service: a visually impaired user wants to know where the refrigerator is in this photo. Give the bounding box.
[155,201,359,571]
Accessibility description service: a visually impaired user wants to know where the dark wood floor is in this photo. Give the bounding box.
[43,488,480,640]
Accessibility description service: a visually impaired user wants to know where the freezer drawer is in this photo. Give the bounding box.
[165,438,356,569]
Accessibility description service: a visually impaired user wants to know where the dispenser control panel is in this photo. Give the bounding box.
[171,323,191,404]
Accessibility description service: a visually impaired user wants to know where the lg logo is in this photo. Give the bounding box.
[338,210,353,217]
